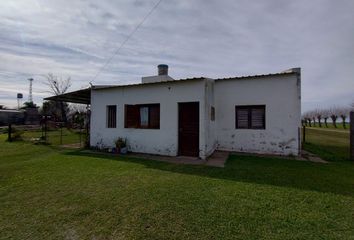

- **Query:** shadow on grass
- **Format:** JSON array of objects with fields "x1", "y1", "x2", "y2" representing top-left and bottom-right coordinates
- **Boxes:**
[{"x1": 65, "y1": 150, "x2": 354, "y2": 197}]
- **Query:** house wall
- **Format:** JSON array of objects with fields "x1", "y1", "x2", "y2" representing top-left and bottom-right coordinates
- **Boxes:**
[
  {"x1": 214, "y1": 74, "x2": 301, "y2": 155},
  {"x1": 204, "y1": 78, "x2": 217, "y2": 156},
  {"x1": 90, "y1": 80, "x2": 210, "y2": 159}
]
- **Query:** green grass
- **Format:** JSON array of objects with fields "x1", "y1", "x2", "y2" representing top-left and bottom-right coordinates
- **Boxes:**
[
  {"x1": 1, "y1": 134, "x2": 354, "y2": 239},
  {"x1": 305, "y1": 122, "x2": 349, "y2": 130},
  {"x1": 19, "y1": 128, "x2": 86, "y2": 145},
  {"x1": 304, "y1": 127, "x2": 350, "y2": 161}
]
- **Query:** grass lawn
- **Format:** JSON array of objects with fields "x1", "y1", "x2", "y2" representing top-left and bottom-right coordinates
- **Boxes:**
[
  {"x1": 306, "y1": 122, "x2": 350, "y2": 130},
  {"x1": 19, "y1": 128, "x2": 86, "y2": 146},
  {"x1": 1, "y1": 133, "x2": 354, "y2": 239},
  {"x1": 304, "y1": 127, "x2": 350, "y2": 161}
]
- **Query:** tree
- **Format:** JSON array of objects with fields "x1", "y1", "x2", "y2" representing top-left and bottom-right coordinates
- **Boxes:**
[
  {"x1": 302, "y1": 111, "x2": 314, "y2": 127},
  {"x1": 315, "y1": 109, "x2": 322, "y2": 127},
  {"x1": 337, "y1": 107, "x2": 350, "y2": 129},
  {"x1": 21, "y1": 101, "x2": 37, "y2": 109},
  {"x1": 67, "y1": 104, "x2": 87, "y2": 124},
  {"x1": 329, "y1": 107, "x2": 338, "y2": 128},
  {"x1": 321, "y1": 109, "x2": 330, "y2": 128},
  {"x1": 40, "y1": 100, "x2": 63, "y2": 121},
  {"x1": 45, "y1": 73, "x2": 71, "y2": 122}
]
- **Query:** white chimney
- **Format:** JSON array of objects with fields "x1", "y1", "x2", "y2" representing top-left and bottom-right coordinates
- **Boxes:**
[{"x1": 142, "y1": 64, "x2": 174, "y2": 83}]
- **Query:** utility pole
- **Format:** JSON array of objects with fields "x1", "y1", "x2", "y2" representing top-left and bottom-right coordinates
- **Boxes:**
[
  {"x1": 350, "y1": 111, "x2": 354, "y2": 161},
  {"x1": 28, "y1": 78, "x2": 34, "y2": 103}
]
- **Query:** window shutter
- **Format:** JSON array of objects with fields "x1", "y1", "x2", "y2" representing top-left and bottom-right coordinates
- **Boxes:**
[
  {"x1": 251, "y1": 108, "x2": 265, "y2": 129},
  {"x1": 107, "y1": 105, "x2": 116, "y2": 128},
  {"x1": 236, "y1": 108, "x2": 249, "y2": 129},
  {"x1": 236, "y1": 105, "x2": 265, "y2": 129},
  {"x1": 125, "y1": 105, "x2": 139, "y2": 128},
  {"x1": 149, "y1": 104, "x2": 160, "y2": 129},
  {"x1": 125, "y1": 104, "x2": 160, "y2": 129}
]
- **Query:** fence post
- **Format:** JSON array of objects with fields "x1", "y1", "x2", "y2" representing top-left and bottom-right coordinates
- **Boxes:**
[
  {"x1": 350, "y1": 111, "x2": 354, "y2": 161},
  {"x1": 8, "y1": 123, "x2": 12, "y2": 142},
  {"x1": 60, "y1": 123, "x2": 63, "y2": 145},
  {"x1": 44, "y1": 116, "x2": 47, "y2": 143},
  {"x1": 79, "y1": 127, "x2": 82, "y2": 148}
]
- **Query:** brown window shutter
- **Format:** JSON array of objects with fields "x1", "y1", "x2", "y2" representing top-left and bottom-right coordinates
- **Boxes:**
[
  {"x1": 149, "y1": 104, "x2": 160, "y2": 129},
  {"x1": 251, "y1": 107, "x2": 265, "y2": 129},
  {"x1": 236, "y1": 108, "x2": 249, "y2": 129},
  {"x1": 236, "y1": 105, "x2": 265, "y2": 129},
  {"x1": 125, "y1": 105, "x2": 139, "y2": 128}
]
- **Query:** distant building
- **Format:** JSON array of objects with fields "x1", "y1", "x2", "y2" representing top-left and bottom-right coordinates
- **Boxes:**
[
  {"x1": 0, "y1": 109, "x2": 24, "y2": 126},
  {"x1": 0, "y1": 107, "x2": 40, "y2": 126}
]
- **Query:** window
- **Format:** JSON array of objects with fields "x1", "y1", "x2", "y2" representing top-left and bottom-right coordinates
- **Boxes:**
[
  {"x1": 235, "y1": 105, "x2": 265, "y2": 129},
  {"x1": 107, "y1": 105, "x2": 117, "y2": 128},
  {"x1": 125, "y1": 104, "x2": 160, "y2": 129}
]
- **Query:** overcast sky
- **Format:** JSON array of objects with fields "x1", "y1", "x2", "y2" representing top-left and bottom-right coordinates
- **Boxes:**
[{"x1": 0, "y1": 0, "x2": 353, "y2": 112}]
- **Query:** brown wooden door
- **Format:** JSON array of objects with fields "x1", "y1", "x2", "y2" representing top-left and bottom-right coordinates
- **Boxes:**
[{"x1": 178, "y1": 102, "x2": 199, "y2": 157}]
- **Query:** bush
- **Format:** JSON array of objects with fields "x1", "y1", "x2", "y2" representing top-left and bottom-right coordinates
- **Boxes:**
[
  {"x1": 115, "y1": 137, "x2": 126, "y2": 148},
  {"x1": 6, "y1": 127, "x2": 24, "y2": 141}
]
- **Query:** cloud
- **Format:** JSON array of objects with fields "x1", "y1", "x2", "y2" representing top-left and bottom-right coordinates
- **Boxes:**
[{"x1": 0, "y1": 0, "x2": 353, "y2": 111}]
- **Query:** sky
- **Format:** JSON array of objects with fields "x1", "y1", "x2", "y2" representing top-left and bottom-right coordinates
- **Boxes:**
[{"x1": 0, "y1": 0, "x2": 353, "y2": 112}]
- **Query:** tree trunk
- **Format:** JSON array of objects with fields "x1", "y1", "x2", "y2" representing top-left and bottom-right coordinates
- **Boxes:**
[
  {"x1": 342, "y1": 116, "x2": 346, "y2": 129},
  {"x1": 331, "y1": 116, "x2": 337, "y2": 128},
  {"x1": 324, "y1": 118, "x2": 328, "y2": 128},
  {"x1": 308, "y1": 119, "x2": 312, "y2": 127},
  {"x1": 317, "y1": 117, "x2": 322, "y2": 127}
]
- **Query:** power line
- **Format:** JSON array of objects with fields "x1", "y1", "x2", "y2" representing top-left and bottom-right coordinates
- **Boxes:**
[{"x1": 90, "y1": 0, "x2": 163, "y2": 83}]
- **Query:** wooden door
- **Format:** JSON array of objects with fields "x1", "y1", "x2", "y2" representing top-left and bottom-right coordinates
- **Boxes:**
[{"x1": 178, "y1": 102, "x2": 199, "y2": 157}]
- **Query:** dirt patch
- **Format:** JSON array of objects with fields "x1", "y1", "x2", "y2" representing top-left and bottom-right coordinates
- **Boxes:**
[{"x1": 60, "y1": 143, "x2": 83, "y2": 149}]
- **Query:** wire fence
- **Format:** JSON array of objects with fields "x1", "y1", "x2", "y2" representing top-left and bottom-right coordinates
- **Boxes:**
[{"x1": 2, "y1": 123, "x2": 88, "y2": 147}]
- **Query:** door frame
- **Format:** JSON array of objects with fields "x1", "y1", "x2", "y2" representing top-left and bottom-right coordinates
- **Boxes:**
[{"x1": 178, "y1": 101, "x2": 200, "y2": 157}]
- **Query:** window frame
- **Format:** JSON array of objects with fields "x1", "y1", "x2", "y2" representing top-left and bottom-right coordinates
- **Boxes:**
[
  {"x1": 106, "y1": 105, "x2": 117, "y2": 128},
  {"x1": 124, "y1": 103, "x2": 160, "y2": 129},
  {"x1": 235, "y1": 105, "x2": 265, "y2": 130}
]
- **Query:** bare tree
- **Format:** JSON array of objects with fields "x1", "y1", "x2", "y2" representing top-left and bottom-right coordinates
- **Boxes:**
[
  {"x1": 337, "y1": 107, "x2": 350, "y2": 129},
  {"x1": 307, "y1": 117, "x2": 312, "y2": 127},
  {"x1": 322, "y1": 109, "x2": 330, "y2": 128},
  {"x1": 44, "y1": 73, "x2": 71, "y2": 122},
  {"x1": 315, "y1": 109, "x2": 322, "y2": 127},
  {"x1": 329, "y1": 107, "x2": 338, "y2": 128},
  {"x1": 40, "y1": 100, "x2": 62, "y2": 121},
  {"x1": 302, "y1": 111, "x2": 314, "y2": 127}
]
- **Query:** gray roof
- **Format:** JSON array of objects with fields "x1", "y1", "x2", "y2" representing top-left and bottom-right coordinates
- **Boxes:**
[{"x1": 44, "y1": 68, "x2": 300, "y2": 104}]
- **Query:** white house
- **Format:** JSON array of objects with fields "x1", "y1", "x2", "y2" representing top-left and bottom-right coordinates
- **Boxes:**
[{"x1": 47, "y1": 64, "x2": 301, "y2": 159}]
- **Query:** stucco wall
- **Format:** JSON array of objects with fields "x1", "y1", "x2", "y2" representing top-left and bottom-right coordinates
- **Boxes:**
[
  {"x1": 204, "y1": 78, "x2": 217, "y2": 156},
  {"x1": 90, "y1": 80, "x2": 209, "y2": 158},
  {"x1": 90, "y1": 72, "x2": 301, "y2": 158},
  {"x1": 214, "y1": 74, "x2": 301, "y2": 155}
]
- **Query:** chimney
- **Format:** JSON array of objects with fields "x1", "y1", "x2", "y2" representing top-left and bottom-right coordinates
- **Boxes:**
[
  {"x1": 158, "y1": 64, "x2": 168, "y2": 75},
  {"x1": 142, "y1": 64, "x2": 174, "y2": 83}
]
